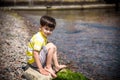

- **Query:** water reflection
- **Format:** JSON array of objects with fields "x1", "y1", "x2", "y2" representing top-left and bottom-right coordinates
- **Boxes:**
[{"x1": 18, "y1": 9, "x2": 120, "y2": 80}]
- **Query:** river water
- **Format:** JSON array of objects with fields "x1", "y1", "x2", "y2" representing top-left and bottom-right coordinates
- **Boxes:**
[{"x1": 17, "y1": 9, "x2": 120, "y2": 80}]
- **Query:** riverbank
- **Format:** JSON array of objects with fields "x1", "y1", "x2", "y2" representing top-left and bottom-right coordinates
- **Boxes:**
[{"x1": 0, "y1": 10, "x2": 37, "y2": 80}]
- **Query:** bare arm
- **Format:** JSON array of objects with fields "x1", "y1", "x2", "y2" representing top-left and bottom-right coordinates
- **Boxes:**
[{"x1": 33, "y1": 50, "x2": 49, "y2": 75}]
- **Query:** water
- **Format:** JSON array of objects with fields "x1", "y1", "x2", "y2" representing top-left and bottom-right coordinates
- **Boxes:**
[{"x1": 17, "y1": 9, "x2": 120, "y2": 80}]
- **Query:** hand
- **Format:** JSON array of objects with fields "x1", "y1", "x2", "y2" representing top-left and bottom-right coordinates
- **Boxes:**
[{"x1": 39, "y1": 68, "x2": 50, "y2": 76}]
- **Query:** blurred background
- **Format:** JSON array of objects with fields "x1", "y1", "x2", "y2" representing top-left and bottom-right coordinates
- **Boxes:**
[{"x1": 0, "y1": 0, "x2": 119, "y2": 11}]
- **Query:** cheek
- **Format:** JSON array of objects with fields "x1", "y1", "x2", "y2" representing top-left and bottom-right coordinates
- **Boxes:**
[{"x1": 43, "y1": 29, "x2": 47, "y2": 33}]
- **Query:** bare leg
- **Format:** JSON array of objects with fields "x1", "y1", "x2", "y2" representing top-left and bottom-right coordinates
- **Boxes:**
[
  {"x1": 45, "y1": 43, "x2": 66, "y2": 77},
  {"x1": 46, "y1": 44, "x2": 54, "y2": 68},
  {"x1": 52, "y1": 44, "x2": 67, "y2": 72},
  {"x1": 52, "y1": 46, "x2": 59, "y2": 67},
  {"x1": 45, "y1": 43, "x2": 57, "y2": 78}
]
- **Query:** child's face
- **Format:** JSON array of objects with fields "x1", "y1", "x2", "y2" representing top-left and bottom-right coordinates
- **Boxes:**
[{"x1": 40, "y1": 26, "x2": 54, "y2": 37}]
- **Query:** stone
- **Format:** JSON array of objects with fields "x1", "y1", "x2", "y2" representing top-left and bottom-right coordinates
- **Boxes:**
[{"x1": 23, "y1": 67, "x2": 52, "y2": 80}]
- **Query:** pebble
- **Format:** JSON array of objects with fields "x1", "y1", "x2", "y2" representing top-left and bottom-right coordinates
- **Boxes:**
[{"x1": 0, "y1": 11, "x2": 30, "y2": 80}]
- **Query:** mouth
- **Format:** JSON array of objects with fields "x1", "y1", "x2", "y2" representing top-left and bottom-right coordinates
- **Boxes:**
[{"x1": 45, "y1": 33, "x2": 50, "y2": 37}]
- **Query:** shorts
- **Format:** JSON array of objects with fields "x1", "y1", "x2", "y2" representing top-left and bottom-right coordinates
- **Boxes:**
[{"x1": 31, "y1": 46, "x2": 48, "y2": 68}]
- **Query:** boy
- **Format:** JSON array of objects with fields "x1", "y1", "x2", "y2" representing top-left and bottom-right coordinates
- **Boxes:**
[{"x1": 26, "y1": 15, "x2": 66, "y2": 78}]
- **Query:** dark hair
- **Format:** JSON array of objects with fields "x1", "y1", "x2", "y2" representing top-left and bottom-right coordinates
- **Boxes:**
[{"x1": 40, "y1": 15, "x2": 56, "y2": 29}]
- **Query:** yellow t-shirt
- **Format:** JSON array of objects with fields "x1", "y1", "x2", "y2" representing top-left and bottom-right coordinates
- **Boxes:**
[{"x1": 26, "y1": 32, "x2": 47, "y2": 64}]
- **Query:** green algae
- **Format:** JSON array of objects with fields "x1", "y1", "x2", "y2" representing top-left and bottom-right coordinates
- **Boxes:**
[{"x1": 53, "y1": 69, "x2": 89, "y2": 80}]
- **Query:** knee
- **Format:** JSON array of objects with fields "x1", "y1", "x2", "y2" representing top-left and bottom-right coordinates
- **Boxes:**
[{"x1": 46, "y1": 43, "x2": 57, "y2": 51}]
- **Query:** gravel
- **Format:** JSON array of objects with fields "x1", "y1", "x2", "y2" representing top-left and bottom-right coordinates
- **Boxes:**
[{"x1": 0, "y1": 10, "x2": 35, "y2": 80}]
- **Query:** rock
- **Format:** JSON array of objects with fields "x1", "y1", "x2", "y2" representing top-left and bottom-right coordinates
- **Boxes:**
[{"x1": 23, "y1": 67, "x2": 52, "y2": 80}]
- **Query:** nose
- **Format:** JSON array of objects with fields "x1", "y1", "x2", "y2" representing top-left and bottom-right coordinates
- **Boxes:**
[
  {"x1": 47, "y1": 30, "x2": 52, "y2": 34},
  {"x1": 47, "y1": 30, "x2": 50, "y2": 33}
]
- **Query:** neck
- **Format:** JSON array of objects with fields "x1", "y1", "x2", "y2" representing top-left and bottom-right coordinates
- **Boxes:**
[{"x1": 40, "y1": 31, "x2": 47, "y2": 38}]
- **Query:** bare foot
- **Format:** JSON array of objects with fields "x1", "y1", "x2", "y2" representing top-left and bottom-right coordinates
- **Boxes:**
[
  {"x1": 54, "y1": 65, "x2": 67, "y2": 73},
  {"x1": 44, "y1": 67, "x2": 57, "y2": 78}
]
